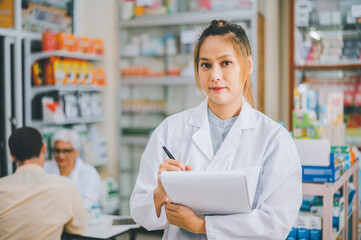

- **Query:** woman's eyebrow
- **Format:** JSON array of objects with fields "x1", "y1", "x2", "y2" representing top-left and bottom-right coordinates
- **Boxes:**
[{"x1": 199, "y1": 55, "x2": 234, "y2": 61}]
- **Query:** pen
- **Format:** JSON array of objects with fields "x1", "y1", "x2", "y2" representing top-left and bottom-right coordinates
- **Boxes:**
[{"x1": 162, "y1": 146, "x2": 175, "y2": 159}]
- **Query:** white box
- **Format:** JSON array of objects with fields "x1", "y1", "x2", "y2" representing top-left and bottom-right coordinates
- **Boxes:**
[{"x1": 294, "y1": 139, "x2": 331, "y2": 166}]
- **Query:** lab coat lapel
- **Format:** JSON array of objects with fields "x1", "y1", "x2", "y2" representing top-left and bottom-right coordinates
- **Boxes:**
[
  {"x1": 214, "y1": 100, "x2": 258, "y2": 159},
  {"x1": 189, "y1": 99, "x2": 214, "y2": 161}
]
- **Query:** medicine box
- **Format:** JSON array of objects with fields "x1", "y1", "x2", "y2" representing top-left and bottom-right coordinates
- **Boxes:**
[{"x1": 294, "y1": 139, "x2": 341, "y2": 182}]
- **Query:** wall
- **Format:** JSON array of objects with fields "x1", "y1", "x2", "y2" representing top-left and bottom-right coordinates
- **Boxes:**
[
  {"x1": 264, "y1": 0, "x2": 280, "y2": 121},
  {"x1": 78, "y1": 0, "x2": 119, "y2": 178},
  {"x1": 263, "y1": 0, "x2": 290, "y2": 127},
  {"x1": 280, "y1": 0, "x2": 290, "y2": 128}
]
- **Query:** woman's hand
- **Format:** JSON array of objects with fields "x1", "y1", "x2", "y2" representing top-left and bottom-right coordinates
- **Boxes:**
[
  {"x1": 165, "y1": 202, "x2": 206, "y2": 234},
  {"x1": 154, "y1": 159, "x2": 191, "y2": 217}
]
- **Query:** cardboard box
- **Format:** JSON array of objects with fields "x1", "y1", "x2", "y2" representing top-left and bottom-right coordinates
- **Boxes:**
[{"x1": 0, "y1": 0, "x2": 13, "y2": 28}]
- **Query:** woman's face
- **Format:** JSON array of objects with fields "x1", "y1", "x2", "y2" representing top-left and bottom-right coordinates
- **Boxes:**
[
  {"x1": 198, "y1": 36, "x2": 251, "y2": 111},
  {"x1": 53, "y1": 141, "x2": 78, "y2": 170}
]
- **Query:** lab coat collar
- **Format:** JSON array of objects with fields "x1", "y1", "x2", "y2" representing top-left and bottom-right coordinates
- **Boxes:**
[
  {"x1": 68, "y1": 157, "x2": 84, "y2": 183},
  {"x1": 188, "y1": 98, "x2": 258, "y2": 130},
  {"x1": 188, "y1": 98, "x2": 258, "y2": 161}
]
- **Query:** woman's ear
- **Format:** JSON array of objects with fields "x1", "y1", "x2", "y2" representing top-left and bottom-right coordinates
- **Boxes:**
[{"x1": 248, "y1": 56, "x2": 253, "y2": 74}]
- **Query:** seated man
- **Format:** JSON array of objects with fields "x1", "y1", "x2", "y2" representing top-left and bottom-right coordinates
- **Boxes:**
[
  {"x1": 0, "y1": 127, "x2": 88, "y2": 239},
  {"x1": 44, "y1": 129, "x2": 101, "y2": 211}
]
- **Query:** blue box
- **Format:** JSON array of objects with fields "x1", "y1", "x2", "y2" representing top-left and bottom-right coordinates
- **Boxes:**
[{"x1": 302, "y1": 160, "x2": 340, "y2": 183}]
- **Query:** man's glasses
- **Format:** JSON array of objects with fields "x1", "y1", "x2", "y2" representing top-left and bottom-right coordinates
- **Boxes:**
[{"x1": 53, "y1": 148, "x2": 74, "y2": 155}]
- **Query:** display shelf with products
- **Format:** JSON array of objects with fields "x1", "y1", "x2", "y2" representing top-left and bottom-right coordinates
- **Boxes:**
[
  {"x1": 0, "y1": 0, "x2": 80, "y2": 175},
  {"x1": 121, "y1": 76, "x2": 195, "y2": 86},
  {"x1": 22, "y1": 33, "x2": 109, "y2": 168},
  {"x1": 117, "y1": 0, "x2": 260, "y2": 215},
  {"x1": 289, "y1": 0, "x2": 361, "y2": 128},
  {"x1": 23, "y1": 35, "x2": 106, "y2": 127},
  {"x1": 289, "y1": 1, "x2": 361, "y2": 239},
  {"x1": 30, "y1": 50, "x2": 104, "y2": 63},
  {"x1": 301, "y1": 160, "x2": 359, "y2": 240}
]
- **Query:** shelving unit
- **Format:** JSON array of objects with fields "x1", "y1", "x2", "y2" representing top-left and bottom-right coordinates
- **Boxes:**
[
  {"x1": 302, "y1": 160, "x2": 359, "y2": 240},
  {"x1": 121, "y1": 76, "x2": 195, "y2": 86},
  {"x1": 117, "y1": 0, "x2": 260, "y2": 215},
  {"x1": 289, "y1": 0, "x2": 361, "y2": 132},
  {"x1": 288, "y1": 0, "x2": 361, "y2": 238},
  {"x1": 0, "y1": 0, "x2": 78, "y2": 175},
  {"x1": 23, "y1": 38, "x2": 106, "y2": 127},
  {"x1": 0, "y1": 0, "x2": 110, "y2": 172}
]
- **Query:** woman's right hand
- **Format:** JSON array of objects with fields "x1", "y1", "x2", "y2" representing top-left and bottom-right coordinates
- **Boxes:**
[{"x1": 154, "y1": 159, "x2": 191, "y2": 217}]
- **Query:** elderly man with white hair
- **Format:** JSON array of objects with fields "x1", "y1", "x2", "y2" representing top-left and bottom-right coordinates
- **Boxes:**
[{"x1": 44, "y1": 129, "x2": 101, "y2": 211}]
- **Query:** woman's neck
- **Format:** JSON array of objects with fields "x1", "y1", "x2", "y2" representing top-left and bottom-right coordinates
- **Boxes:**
[{"x1": 208, "y1": 100, "x2": 242, "y2": 120}]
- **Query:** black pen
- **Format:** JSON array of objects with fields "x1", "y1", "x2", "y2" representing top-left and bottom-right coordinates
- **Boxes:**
[{"x1": 162, "y1": 146, "x2": 175, "y2": 159}]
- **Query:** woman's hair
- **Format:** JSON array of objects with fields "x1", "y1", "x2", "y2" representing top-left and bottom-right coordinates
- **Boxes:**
[
  {"x1": 193, "y1": 19, "x2": 254, "y2": 108},
  {"x1": 51, "y1": 129, "x2": 81, "y2": 151}
]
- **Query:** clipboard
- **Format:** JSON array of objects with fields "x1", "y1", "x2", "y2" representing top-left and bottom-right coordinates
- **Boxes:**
[{"x1": 160, "y1": 170, "x2": 251, "y2": 215}]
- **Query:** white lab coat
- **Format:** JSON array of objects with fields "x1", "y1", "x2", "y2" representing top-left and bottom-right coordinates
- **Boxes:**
[
  {"x1": 44, "y1": 157, "x2": 101, "y2": 211},
  {"x1": 130, "y1": 99, "x2": 302, "y2": 240}
]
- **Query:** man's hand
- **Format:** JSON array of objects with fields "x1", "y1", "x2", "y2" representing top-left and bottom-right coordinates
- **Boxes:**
[{"x1": 165, "y1": 202, "x2": 206, "y2": 234}]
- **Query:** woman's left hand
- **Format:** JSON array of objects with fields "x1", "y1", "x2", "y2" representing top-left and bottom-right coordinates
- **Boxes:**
[{"x1": 165, "y1": 202, "x2": 206, "y2": 234}]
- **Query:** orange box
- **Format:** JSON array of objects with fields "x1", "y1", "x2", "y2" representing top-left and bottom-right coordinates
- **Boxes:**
[
  {"x1": 92, "y1": 39, "x2": 104, "y2": 55},
  {"x1": 57, "y1": 33, "x2": 73, "y2": 52},
  {"x1": 93, "y1": 69, "x2": 106, "y2": 86},
  {"x1": 42, "y1": 32, "x2": 57, "y2": 51},
  {"x1": 44, "y1": 57, "x2": 56, "y2": 85},
  {"x1": 66, "y1": 60, "x2": 77, "y2": 84},
  {"x1": 79, "y1": 37, "x2": 91, "y2": 54},
  {"x1": 53, "y1": 58, "x2": 67, "y2": 84},
  {"x1": 32, "y1": 61, "x2": 44, "y2": 86},
  {"x1": 80, "y1": 62, "x2": 94, "y2": 85},
  {"x1": 0, "y1": 0, "x2": 14, "y2": 28},
  {"x1": 72, "y1": 36, "x2": 80, "y2": 52}
]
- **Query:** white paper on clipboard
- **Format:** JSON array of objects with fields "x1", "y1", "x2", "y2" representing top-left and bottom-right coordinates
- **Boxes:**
[{"x1": 160, "y1": 170, "x2": 251, "y2": 215}]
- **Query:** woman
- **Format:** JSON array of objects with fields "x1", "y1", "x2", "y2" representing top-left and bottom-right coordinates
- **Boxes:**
[
  {"x1": 130, "y1": 20, "x2": 302, "y2": 239},
  {"x1": 44, "y1": 129, "x2": 101, "y2": 211}
]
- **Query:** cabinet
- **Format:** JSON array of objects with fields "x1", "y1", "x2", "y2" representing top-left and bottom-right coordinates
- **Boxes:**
[
  {"x1": 289, "y1": 0, "x2": 361, "y2": 145},
  {"x1": 118, "y1": 0, "x2": 260, "y2": 215},
  {"x1": 302, "y1": 160, "x2": 359, "y2": 240}
]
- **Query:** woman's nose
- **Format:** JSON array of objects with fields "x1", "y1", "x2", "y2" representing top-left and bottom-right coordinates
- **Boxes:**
[{"x1": 210, "y1": 65, "x2": 222, "y2": 81}]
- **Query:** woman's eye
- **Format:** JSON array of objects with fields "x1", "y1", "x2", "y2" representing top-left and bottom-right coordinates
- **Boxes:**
[
  {"x1": 222, "y1": 61, "x2": 232, "y2": 66},
  {"x1": 200, "y1": 63, "x2": 210, "y2": 68}
]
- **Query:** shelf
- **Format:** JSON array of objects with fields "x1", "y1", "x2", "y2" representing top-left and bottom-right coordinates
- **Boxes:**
[
  {"x1": 119, "y1": 9, "x2": 253, "y2": 28},
  {"x1": 30, "y1": 116, "x2": 106, "y2": 127},
  {"x1": 121, "y1": 55, "x2": 167, "y2": 58},
  {"x1": 30, "y1": 51, "x2": 104, "y2": 64},
  {"x1": 332, "y1": 227, "x2": 343, "y2": 240},
  {"x1": 302, "y1": 160, "x2": 359, "y2": 196},
  {"x1": 121, "y1": 76, "x2": 195, "y2": 86},
  {"x1": 295, "y1": 61, "x2": 361, "y2": 70},
  {"x1": 0, "y1": 28, "x2": 17, "y2": 37},
  {"x1": 0, "y1": 29, "x2": 41, "y2": 39},
  {"x1": 329, "y1": 208, "x2": 357, "y2": 240},
  {"x1": 31, "y1": 85, "x2": 106, "y2": 95},
  {"x1": 121, "y1": 135, "x2": 149, "y2": 145}
]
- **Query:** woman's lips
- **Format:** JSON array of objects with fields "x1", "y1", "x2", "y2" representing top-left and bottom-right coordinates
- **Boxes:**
[{"x1": 210, "y1": 86, "x2": 225, "y2": 92}]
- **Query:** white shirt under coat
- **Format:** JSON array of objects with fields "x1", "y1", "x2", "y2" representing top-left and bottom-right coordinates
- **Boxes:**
[
  {"x1": 44, "y1": 157, "x2": 101, "y2": 211},
  {"x1": 130, "y1": 99, "x2": 302, "y2": 240}
]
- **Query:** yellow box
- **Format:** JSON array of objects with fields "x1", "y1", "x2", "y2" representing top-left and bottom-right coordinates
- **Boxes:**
[{"x1": 0, "y1": 0, "x2": 14, "y2": 28}]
